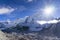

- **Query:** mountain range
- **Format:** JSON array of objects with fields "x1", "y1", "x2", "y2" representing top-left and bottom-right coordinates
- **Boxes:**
[{"x1": 0, "y1": 16, "x2": 60, "y2": 37}]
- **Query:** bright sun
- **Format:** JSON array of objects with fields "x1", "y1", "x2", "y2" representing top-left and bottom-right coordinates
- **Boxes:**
[{"x1": 43, "y1": 6, "x2": 55, "y2": 15}]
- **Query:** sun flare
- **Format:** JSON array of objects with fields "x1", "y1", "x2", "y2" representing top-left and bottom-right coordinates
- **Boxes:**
[{"x1": 43, "y1": 6, "x2": 55, "y2": 15}]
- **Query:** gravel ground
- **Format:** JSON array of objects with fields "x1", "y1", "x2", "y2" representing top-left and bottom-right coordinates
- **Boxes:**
[{"x1": 4, "y1": 32, "x2": 60, "y2": 40}]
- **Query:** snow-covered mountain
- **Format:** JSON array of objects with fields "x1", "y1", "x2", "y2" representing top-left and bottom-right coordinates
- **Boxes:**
[{"x1": 0, "y1": 16, "x2": 60, "y2": 32}]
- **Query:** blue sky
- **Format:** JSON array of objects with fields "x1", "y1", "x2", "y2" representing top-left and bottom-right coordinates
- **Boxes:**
[{"x1": 0, "y1": 0, "x2": 60, "y2": 21}]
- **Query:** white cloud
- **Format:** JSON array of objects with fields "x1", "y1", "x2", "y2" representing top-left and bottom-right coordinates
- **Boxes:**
[
  {"x1": 37, "y1": 20, "x2": 60, "y2": 25},
  {"x1": 28, "y1": 0, "x2": 33, "y2": 2},
  {"x1": 0, "y1": 7, "x2": 15, "y2": 14},
  {"x1": 37, "y1": 21, "x2": 47, "y2": 25},
  {"x1": 26, "y1": 0, "x2": 33, "y2": 2},
  {"x1": 26, "y1": 0, "x2": 37, "y2": 2}
]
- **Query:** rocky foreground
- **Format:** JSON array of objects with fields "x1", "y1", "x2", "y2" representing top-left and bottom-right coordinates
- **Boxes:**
[{"x1": 0, "y1": 30, "x2": 60, "y2": 40}]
